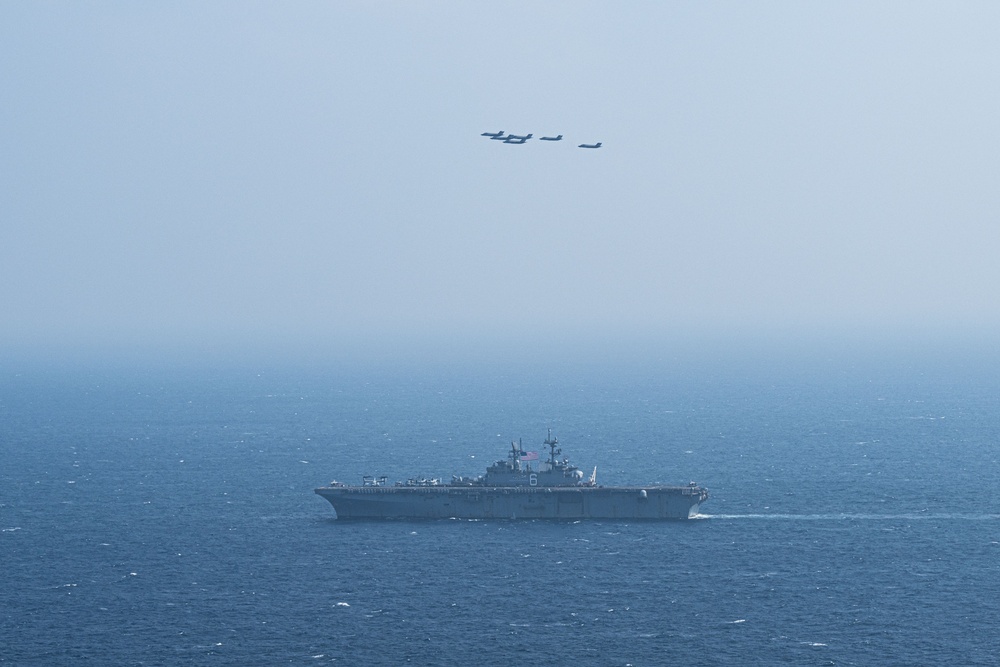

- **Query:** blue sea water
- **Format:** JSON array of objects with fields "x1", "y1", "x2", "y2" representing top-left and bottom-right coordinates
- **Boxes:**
[{"x1": 2, "y1": 351, "x2": 999, "y2": 665}]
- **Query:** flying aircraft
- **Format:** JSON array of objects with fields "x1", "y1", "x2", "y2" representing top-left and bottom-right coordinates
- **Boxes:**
[
  {"x1": 481, "y1": 130, "x2": 505, "y2": 138},
  {"x1": 503, "y1": 133, "x2": 533, "y2": 144},
  {"x1": 539, "y1": 135, "x2": 563, "y2": 141},
  {"x1": 578, "y1": 142, "x2": 603, "y2": 149}
]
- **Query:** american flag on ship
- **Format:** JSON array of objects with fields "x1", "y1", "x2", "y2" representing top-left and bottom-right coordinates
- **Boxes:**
[{"x1": 519, "y1": 451, "x2": 539, "y2": 461}]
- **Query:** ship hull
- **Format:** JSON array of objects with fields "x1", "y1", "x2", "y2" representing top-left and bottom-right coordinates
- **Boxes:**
[{"x1": 315, "y1": 485, "x2": 707, "y2": 520}]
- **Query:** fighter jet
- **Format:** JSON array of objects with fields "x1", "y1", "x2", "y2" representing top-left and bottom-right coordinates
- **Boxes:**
[
  {"x1": 578, "y1": 142, "x2": 603, "y2": 149},
  {"x1": 539, "y1": 135, "x2": 563, "y2": 141},
  {"x1": 504, "y1": 133, "x2": 533, "y2": 142},
  {"x1": 481, "y1": 130, "x2": 505, "y2": 138}
]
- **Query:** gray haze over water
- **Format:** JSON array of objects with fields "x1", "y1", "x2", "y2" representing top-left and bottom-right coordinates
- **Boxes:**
[{"x1": 4, "y1": 2, "x2": 1000, "y2": 365}]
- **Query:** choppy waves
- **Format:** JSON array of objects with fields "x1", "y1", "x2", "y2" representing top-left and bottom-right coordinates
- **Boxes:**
[{"x1": 4, "y1": 364, "x2": 1000, "y2": 665}]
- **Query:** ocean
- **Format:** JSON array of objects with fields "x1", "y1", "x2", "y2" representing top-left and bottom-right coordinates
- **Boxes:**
[{"x1": 2, "y1": 350, "x2": 999, "y2": 665}]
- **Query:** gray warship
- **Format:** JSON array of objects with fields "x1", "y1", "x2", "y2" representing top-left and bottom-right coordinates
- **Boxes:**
[{"x1": 315, "y1": 431, "x2": 708, "y2": 520}]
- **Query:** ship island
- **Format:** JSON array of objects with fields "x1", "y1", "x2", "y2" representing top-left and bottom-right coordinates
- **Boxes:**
[{"x1": 315, "y1": 431, "x2": 709, "y2": 520}]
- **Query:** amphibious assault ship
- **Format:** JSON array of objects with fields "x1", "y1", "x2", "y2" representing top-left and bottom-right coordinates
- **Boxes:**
[{"x1": 315, "y1": 431, "x2": 708, "y2": 520}]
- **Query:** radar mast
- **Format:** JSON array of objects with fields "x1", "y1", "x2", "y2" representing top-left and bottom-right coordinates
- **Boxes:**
[{"x1": 544, "y1": 428, "x2": 561, "y2": 468}]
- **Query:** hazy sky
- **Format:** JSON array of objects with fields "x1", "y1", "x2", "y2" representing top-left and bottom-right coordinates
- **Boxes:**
[{"x1": 4, "y1": 2, "x2": 1000, "y2": 363}]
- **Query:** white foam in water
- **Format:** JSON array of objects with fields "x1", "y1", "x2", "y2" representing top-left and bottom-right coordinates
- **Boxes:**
[{"x1": 702, "y1": 513, "x2": 1000, "y2": 521}]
